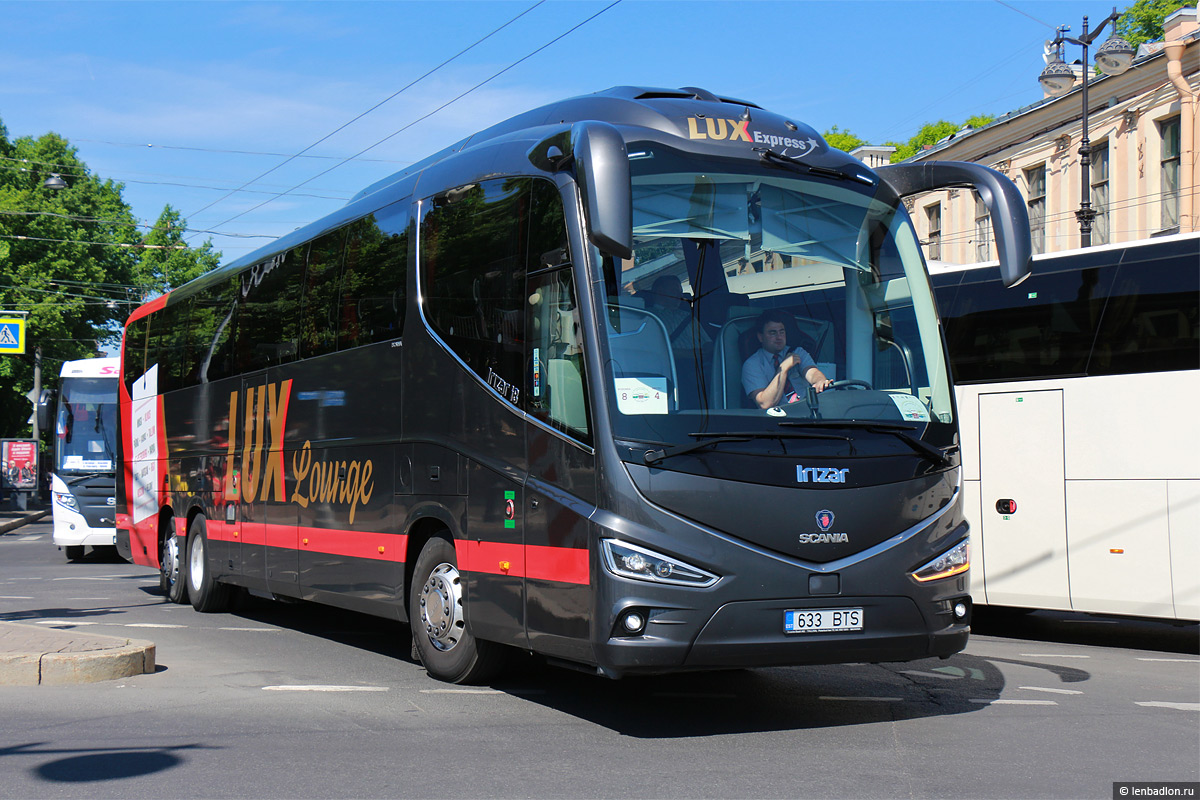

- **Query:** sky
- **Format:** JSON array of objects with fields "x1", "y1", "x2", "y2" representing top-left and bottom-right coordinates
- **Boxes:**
[{"x1": 1, "y1": 0, "x2": 1137, "y2": 266}]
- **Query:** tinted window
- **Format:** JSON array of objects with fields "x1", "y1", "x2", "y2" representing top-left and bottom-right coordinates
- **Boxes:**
[
  {"x1": 299, "y1": 232, "x2": 346, "y2": 359},
  {"x1": 934, "y1": 239, "x2": 1199, "y2": 382},
  {"x1": 237, "y1": 249, "x2": 302, "y2": 372},
  {"x1": 123, "y1": 316, "x2": 149, "y2": 390},
  {"x1": 527, "y1": 267, "x2": 590, "y2": 444},
  {"x1": 421, "y1": 178, "x2": 566, "y2": 407},
  {"x1": 339, "y1": 202, "x2": 410, "y2": 349}
]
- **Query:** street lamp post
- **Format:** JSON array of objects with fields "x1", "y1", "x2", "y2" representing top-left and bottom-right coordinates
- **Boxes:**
[{"x1": 1038, "y1": 7, "x2": 1136, "y2": 247}]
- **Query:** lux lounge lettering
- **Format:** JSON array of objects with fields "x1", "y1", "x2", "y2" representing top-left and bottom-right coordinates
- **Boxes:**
[{"x1": 226, "y1": 379, "x2": 375, "y2": 524}]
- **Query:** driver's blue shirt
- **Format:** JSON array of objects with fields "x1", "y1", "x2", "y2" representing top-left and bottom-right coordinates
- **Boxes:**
[{"x1": 742, "y1": 346, "x2": 818, "y2": 403}]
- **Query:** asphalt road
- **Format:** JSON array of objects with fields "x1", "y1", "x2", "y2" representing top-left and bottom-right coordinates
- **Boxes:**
[{"x1": 1, "y1": 520, "x2": 1197, "y2": 800}]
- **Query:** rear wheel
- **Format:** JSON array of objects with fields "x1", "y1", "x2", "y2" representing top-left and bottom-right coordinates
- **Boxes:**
[
  {"x1": 187, "y1": 515, "x2": 233, "y2": 612},
  {"x1": 160, "y1": 521, "x2": 188, "y2": 604},
  {"x1": 409, "y1": 535, "x2": 506, "y2": 684}
]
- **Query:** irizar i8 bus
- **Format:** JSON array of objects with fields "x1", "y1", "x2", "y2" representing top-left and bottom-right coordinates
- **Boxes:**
[
  {"x1": 116, "y1": 86, "x2": 1032, "y2": 683},
  {"x1": 40, "y1": 357, "x2": 120, "y2": 561}
]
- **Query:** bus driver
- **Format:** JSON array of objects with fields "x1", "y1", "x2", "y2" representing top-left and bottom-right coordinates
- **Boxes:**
[{"x1": 742, "y1": 310, "x2": 833, "y2": 409}]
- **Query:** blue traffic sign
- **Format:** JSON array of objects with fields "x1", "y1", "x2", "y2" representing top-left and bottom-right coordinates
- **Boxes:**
[{"x1": 0, "y1": 318, "x2": 25, "y2": 355}]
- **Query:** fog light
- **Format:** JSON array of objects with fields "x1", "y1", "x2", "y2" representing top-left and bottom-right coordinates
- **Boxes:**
[
  {"x1": 954, "y1": 602, "x2": 968, "y2": 619},
  {"x1": 623, "y1": 612, "x2": 645, "y2": 633}
]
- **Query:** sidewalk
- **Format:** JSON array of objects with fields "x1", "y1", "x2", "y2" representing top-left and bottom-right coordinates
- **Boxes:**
[
  {"x1": 0, "y1": 507, "x2": 50, "y2": 535},
  {"x1": 0, "y1": 621, "x2": 156, "y2": 686},
  {"x1": 0, "y1": 508, "x2": 157, "y2": 685}
]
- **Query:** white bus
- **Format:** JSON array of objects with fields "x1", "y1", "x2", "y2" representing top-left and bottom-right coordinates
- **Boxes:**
[
  {"x1": 47, "y1": 357, "x2": 120, "y2": 560},
  {"x1": 931, "y1": 233, "x2": 1199, "y2": 621}
]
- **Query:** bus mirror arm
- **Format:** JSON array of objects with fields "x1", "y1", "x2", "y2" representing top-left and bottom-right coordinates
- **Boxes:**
[
  {"x1": 876, "y1": 161, "x2": 1033, "y2": 288},
  {"x1": 570, "y1": 122, "x2": 634, "y2": 261},
  {"x1": 36, "y1": 388, "x2": 54, "y2": 434}
]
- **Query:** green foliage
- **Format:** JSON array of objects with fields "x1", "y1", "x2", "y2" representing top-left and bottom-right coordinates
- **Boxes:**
[
  {"x1": 0, "y1": 117, "x2": 223, "y2": 440},
  {"x1": 137, "y1": 204, "x2": 221, "y2": 294},
  {"x1": 1117, "y1": 0, "x2": 1196, "y2": 48},
  {"x1": 823, "y1": 125, "x2": 868, "y2": 153},
  {"x1": 887, "y1": 114, "x2": 996, "y2": 163}
]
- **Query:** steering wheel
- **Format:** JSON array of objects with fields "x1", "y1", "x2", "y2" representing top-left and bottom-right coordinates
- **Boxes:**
[{"x1": 826, "y1": 379, "x2": 873, "y2": 390}]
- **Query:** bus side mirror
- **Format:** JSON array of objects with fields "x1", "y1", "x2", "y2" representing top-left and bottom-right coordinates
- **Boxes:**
[
  {"x1": 571, "y1": 122, "x2": 634, "y2": 261},
  {"x1": 36, "y1": 389, "x2": 54, "y2": 434},
  {"x1": 876, "y1": 161, "x2": 1033, "y2": 288}
]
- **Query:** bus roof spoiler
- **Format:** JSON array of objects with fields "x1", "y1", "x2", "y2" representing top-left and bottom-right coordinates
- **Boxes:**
[{"x1": 877, "y1": 162, "x2": 1033, "y2": 288}]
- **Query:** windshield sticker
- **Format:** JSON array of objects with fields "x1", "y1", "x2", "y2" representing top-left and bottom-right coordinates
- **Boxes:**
[
  {"x1": 889, "y1": 393, "x2": 931, "y2": 423},
  {"x1": 615, "y1": 377, "x2": 668, "y2": 415},
  {"x1": 64, "y1": 455, "x2": 113, "y2": 471}
]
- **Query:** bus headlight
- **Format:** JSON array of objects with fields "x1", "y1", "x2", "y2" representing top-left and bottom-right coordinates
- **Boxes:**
[
  {"x1": 53, "y1": 492, "x2": 79, "y2": 513},
  {"x1": 601, "y1": 539, "x2": 719, "y2": 587},
  {"x1": 911, "y1": 539, "x2": 970, "y2": 583}
]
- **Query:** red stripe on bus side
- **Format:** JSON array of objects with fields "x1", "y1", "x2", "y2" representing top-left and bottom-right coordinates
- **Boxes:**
[
  {"x1": 297, "y1": 525, "x2": 405, "y2": 561},
  {"x1": 455, "y1": 540, "x2": 589, "y2": 585}
]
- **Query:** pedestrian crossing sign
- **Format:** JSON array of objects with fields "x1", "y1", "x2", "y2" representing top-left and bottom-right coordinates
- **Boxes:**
[{"x1": 0, "y1": 318, "x2": 25, "y2": 354}]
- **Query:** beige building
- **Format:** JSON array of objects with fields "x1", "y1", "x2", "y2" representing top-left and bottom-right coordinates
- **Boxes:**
[{"x1": 902, "y1": 8, "x2": 1198, "y2": 264}]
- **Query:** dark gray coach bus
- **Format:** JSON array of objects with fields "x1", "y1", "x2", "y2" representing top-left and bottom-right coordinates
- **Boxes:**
[{"x1": 116, "y1": 86, "x2": 1032, "y2": 683}]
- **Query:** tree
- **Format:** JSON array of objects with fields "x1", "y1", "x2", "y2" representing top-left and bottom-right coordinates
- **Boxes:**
[
  {"x1": 137, "y1": 204, "x2": 221, "y2": 294},
  {"x1": 823, "y1": 126, "x2": 868, "y2": 153},
  {"x1": 887, "y1": 114, "x2": 996, "y2": 162},
  {"x1": 1117, "y1": 0, "x2": 1196, "y2": 48}
]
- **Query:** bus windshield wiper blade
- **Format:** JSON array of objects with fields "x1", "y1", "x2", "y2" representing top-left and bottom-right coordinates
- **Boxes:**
[
  {"x1": 643, "y1": 430, "x2": 849, "y2": 465},
  {"x1": 67, "y1": 471, "x2": 111, "y2": 485},
  {"x1": 755, "y1": 148, "x2": 874, "y2": 185},
  {"x1": 781, "y1": 420, "x2": 953, "y2": 467}
]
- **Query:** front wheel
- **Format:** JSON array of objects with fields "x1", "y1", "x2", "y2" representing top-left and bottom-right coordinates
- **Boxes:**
[
  {"x1": 409, "y1": 536, "x2": 506, "y2": 684},
  {"x1": 187, "y1": 515, "x2": 233, "y2": 613}
]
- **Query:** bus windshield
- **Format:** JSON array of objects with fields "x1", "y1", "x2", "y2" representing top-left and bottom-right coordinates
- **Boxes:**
[
  {"x1": 600, "y1": 145, "x2": 954, "y2": 456},
  {"x1": 56, "y1": 377, "x2": 118, "y2": 475}
]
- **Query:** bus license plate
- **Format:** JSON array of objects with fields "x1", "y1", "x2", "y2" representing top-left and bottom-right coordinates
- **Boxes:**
[{"x1": 784, "y1": 608, "x2": 863, "y2": 634}]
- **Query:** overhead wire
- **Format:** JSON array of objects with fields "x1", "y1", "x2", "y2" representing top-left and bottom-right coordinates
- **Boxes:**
[
  {"x1": 200, "y1": 0, "x2": 623, "y2": 238},
  {"x1": 184, "y1": 0, "x2": 547, "y2": 225}
]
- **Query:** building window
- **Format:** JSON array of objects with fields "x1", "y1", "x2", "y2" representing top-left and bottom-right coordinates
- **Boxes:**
[
  {"x1": 1090, "y1": 143, "x2": 1109, "y2": 246},
  {"x1": 974, "y1": 192, "x2": 992, "y2": 262},
  {"x1": 1025, "y1": 165, "x2": 1046, "y2": 255},
  {"x1": 925, "y1": 204, "x2": 941, "y2": 261},
  {"x1": 1160, "y1": 117, "x2": 1181, "y2": 232}
]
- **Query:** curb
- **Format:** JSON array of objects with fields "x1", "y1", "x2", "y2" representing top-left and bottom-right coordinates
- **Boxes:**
[
  {"x1": 0, "y1": 509, "x2": 50, "y2": 535},
  {"x1": 0, "y1": 622, "x2": 156, "y2": 686}
]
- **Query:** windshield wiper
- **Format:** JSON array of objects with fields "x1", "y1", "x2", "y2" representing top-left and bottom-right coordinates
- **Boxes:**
[
  {"x1": 67, "y1": 471, "x2": 112, "y2": 486},
  {"x1": 755, "y1": 148, "x2": 875, "y2": 185},
  {"x1": 643, "y1": 429, "x2": 849, "y2": 465},
  {"x1": 780, "y1": 420, "x2": 954, "y2": 467}
]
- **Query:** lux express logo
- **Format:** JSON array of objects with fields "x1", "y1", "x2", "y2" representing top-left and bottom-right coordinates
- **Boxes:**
[{"x1": 687, "y1": 117, "x2": 819, "y2": 156}]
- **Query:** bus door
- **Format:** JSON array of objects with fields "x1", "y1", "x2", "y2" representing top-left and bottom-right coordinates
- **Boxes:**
[
  {"x1": 977, "y1": 389, "x2": 1070, "y2": 610},
  {"x1": 523, "y1": 266, "x2": 596, "y2": 662}
]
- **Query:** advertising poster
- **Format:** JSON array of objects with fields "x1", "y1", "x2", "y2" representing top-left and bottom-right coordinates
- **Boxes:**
[{"x1": 1, "y1": 439, "x2": 39, "y2": 490}]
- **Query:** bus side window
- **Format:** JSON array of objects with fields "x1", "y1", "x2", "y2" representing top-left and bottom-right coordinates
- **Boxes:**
[
  {"x1": 300, "y1": 232, "x2": 346, "y2": 360},
  {"x1": 338, "y1": 201, "x2": 410, "y2": 349},
  {"x1": 419, "y1": 179, "x2": 531, "y2": 408}
]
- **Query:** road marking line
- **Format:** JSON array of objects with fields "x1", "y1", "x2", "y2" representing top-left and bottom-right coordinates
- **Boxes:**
[
  {"x1": 420, "y1": 688, "x2": 504, "y2": 695},
  {"x1": 970, "y1": 699, "x2": 1058, "y2": 705},
  {"x1": 263, "y1": 685, "x2": 389, "y2": 692},
  {"x1": 18, "y1": 535, "x2": 42, "y2": 542},
  {"x1": 1136, "y1": 701, "x2": 1200, "y2": 711},
  {"x1": 218, "y1": 627, "x2": 281, "y2": 632},
  {"x1": 901, "y1": 670, "x2": 962, "y2": 680},
  {"x1": 1136, "y1": 658, "x2": 1199, "y2": 663},
  {"x1": 1061, "y1": 619, "x2": 1118, "y2": 624},
  {"x1": 1019, "y1": 686, "x2": 1084, "y2": 695},
  {"x1": 819, "y1": 696, "x2": 903, "y2": 702},
  {"x1": 34, "y1": 620, "x2": 97, "y2": 626},
  {"x1": 1020, "y1": 653, "x2": 1090, "y2": 658},
  {"x1": 66, "y1": 597, "x2": 110, "y2": 601},
  {"x1": 125, "y1": 623, "x2": 186, "y2": 628},
  {"x1": 0, "y1": 596, "x2": 34, "y2": 600}
]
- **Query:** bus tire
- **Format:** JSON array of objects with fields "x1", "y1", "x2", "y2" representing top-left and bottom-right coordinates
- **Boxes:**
[
  {"x1": 187, "y1": 516, "x2": 233, "y2": 613},
  {"x1": 64, "y1": 545, "x2": 84, "y2": 562},
  {"x1": 160, "y1": 522, "x2": 188, "y2": 605},
  {"x1": 409, "y1": 535, "x2": 506, "y2": 685}
]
